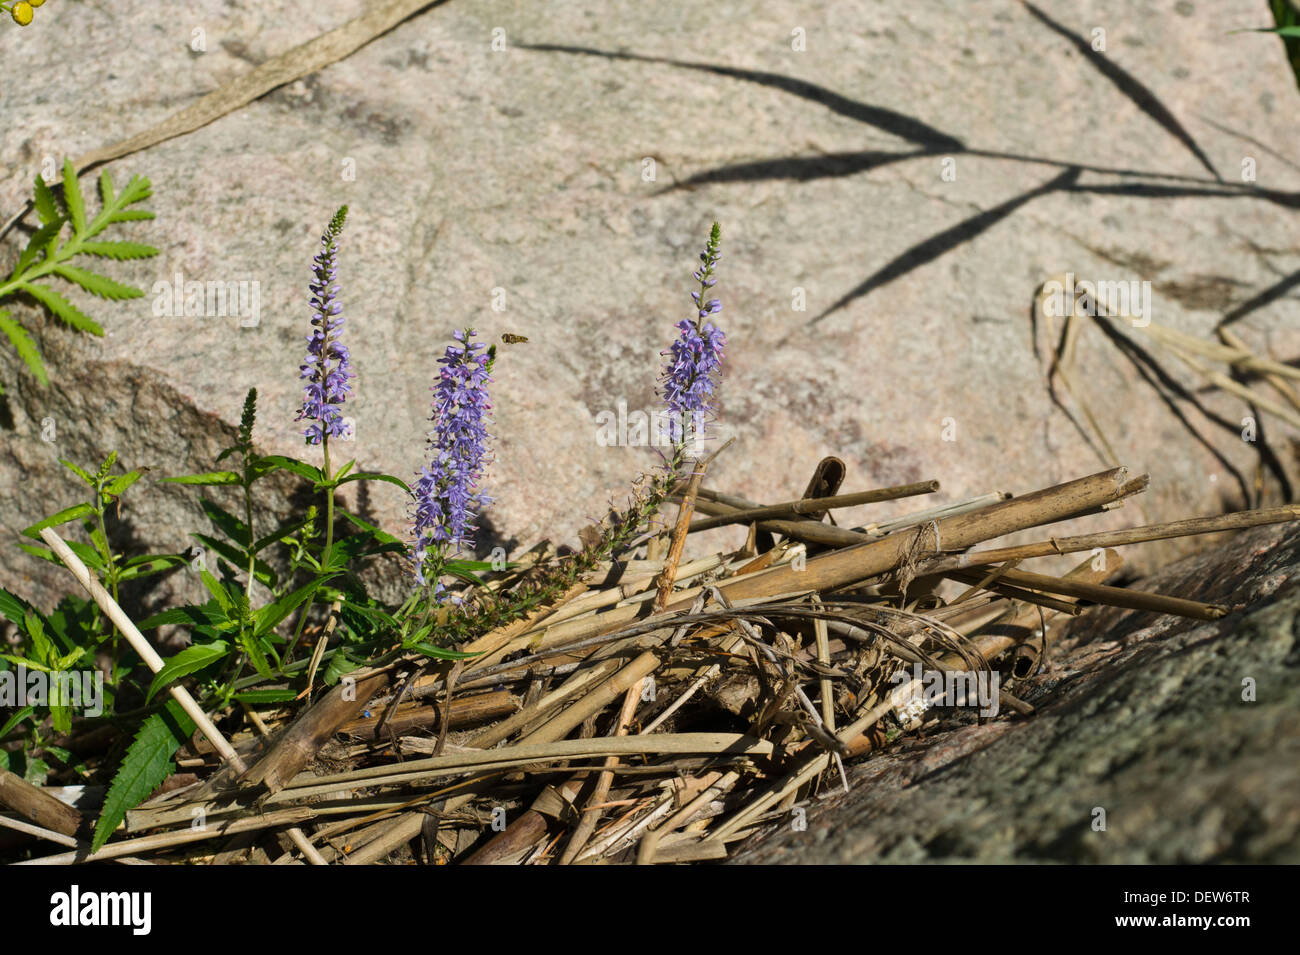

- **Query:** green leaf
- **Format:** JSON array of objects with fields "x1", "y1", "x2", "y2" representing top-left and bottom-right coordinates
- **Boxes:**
[
  {"x1": 17, "y1": 540, "x2": 106, "y2": 572},
  {"x1": 61, "y1": 159, "x2": 86, "y2": 236},
  {"x1": 322, "y1": 533, "x2": 396, "y2": 572},
  {"x1": 32, "y1": 175, "x2": 60, "y2": 226},
  {"x1": 411, "y1": 641, "x2": 480, "y2": 661},
  {"x1": 146, "y1": 641, "x2": 228, "y2": 703},
  {"x1": 240, "y1": 632, "x2": 274, "y2": 679},
  {"x1": 0, "y1": 705, "x2": 35, "y2": 740},
  {"x1": 193, "y1": 534, "x2": 276, "y2": 588},
  {"x1": 23, "y1": 503, "x2": 94, "y2": 539},
  {"x1": 102, "y1": 210, "x2": 154, "y2": 223},
  {"x1": 0, "y1": 654, "x2": 54, "y2": 673},
  {"x1": 14, "y1": 221, "x2": 62, "y2": 274},
  {"x1": 114, "y1": 174, "x2": 153, "y2": 210},
  {"x1": 0, "y1": 311, "x2": 47, "y2": 387},
  {"x1": 161, "y1": 470, "x2": 241, "y2": 486},
  {"x1": 59, "y1": 458, "x2": 96, "y2": 484},
  {"x1": 444, "y1": 558, "x2": 499, "y2": 573},
  {"x1": 1265, "y1": 0, "x2": 1300, "y2": 93},
  {"x1": 78, "y1": 239, "x2": 159, "y2": 261},
  {"x1": 137, "y1": 602, "x2": 227, "y2": 631},
  {"x1": 198, "y1": 568, "x2": 235, "y2": 615},
  {"x1": 323, "y1": 650, "x2": 361, "y2": 686},
  {"x1": 257, "y1": 455, "x2": 323, "y2": 483},
  {"x1": 338, "y1": 509, "x2": 402, "y2": 545},
  {"x1": 103, "y1": 469, "x2": 145, "y2": 497},
  {"x1": 233, "y1": 689, "x2": 298, "y2": 705},
  {"x1": 21, "y1": 282, "x2": 103, "y2": 335},
  {"x1": 0, "y1": 588, "x2": 31, "y2": 628},
  {"x1": 200, "y1": 499, "x2": 250, "y2": 547},
  {"x1": 117, "y1": 553, "x2": 189, "y2": 582},
  {"x1": 336, "y1": 471, "x2": 410, "y2": 492},
  {"x1": 251, "y1": 514, "x2": 316, "y2": 554},
  {"x1": 92, "y1": 700, "x2": 196, "y2": 853},
  {"x1": 51, "y1": 265, "x2": 143, "y2": 300},
  {"x1": 252, "y1": 577, "x2": 328, "y2": 638}
]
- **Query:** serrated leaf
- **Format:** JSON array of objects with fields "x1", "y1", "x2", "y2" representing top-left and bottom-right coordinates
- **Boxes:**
[
  {"x1": 253, "y1": 577, "x2": 329, "y2": 638},
  {"x1": 193, "y1": 534, "x2": 276, "y2": 588},
  {"x1": 61, "y1": 159, "x2": 86, "y2": 236},
  {"x1": 240, "y1": 632, "x2": 274, "y2": 678},
  {"x1": 14, "y1": 221, "x2": 62, "y2": 275},
  {"x1": 146, "y1": 641, "x2": 228, "y2": 703},
  {"x1": 23, "y1": 503, "x2": 94, "y2": 539},
  {"x1": 0, "y1": 588, "x2": 32, "y2": 628},
  {"x1": 137, "y1": 602, "x2": 227, "y2": 631},
  {"x1": 0, "y1": 705, "x2": 34, "y2": 740},
  {"x1": 0, "y1": 654, "x2": 54, "y2": 673},
  {"x1": 338, "y1": 509, "x2": 402, "y2": 545},
  {"x1": 59, "y1": 458, "x2": 95, "y2": 484},
  {"x1": 232, "y1": 689, "x2": 298, "y2": 705},
  {"x1": 0, "y1": 312, "x2": 48, "y2": 387},
  {"x1": 92, "y1": 701, "x2": 196, "y2": 853},
  {"x1": 98, "y1": 169, "x2": 115, "y2": 206},
  {"x1": 257, "y1": 455, "x2": 323, "y2": 483},
  {"x1": 197, "y1": 568, "x2": 236, "y2": 616},
  {"x1": 116, "y1": 174, "x2": 153, "y2": 207},
  {"x1": 200, "y1": 499, "x2": 250, "y2": 547},
  {"x1": 103, "y1": 209, "x2": 154, "y2": 223},
  {"x1": 16, "y1": 540, "x2": 102, "y2": 570},
  {"x1": 323, "y1": 650, "x2": 361, "y2": 686},
  {"x1": 22, "y1": 282, "x2": 103, "y2": 335},
  {"x1": 251, "y1": 514, "x2": 316, "y2": 554},
  {"x1": 52, "y1": 265, "x2": 143, "y2": 301},
  {"x1": 78, "y1": 239, "x2": 159, "y2": 261},
  {"x1": 32, "y1": 175, "x2": 60, "y2": 226},
  {"x1": 117, "y1": 554, "x2": 189, "y2": 582},
  {"x1": 161, "y1": 470, "x2": 241, "y2": 486},
  {"x1": 103, "y1": 469, "x2": 144, "y2": 497},
  {"x1": 411, "y1": 641, "x2": 479, "y2": 661},
  {"x1": 336, "y1": 471, "x2": 410, "y2": 492}
]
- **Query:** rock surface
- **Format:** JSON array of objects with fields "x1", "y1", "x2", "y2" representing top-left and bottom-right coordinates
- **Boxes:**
[
  {"x1": 2, "y1": 0, "x2": 1300, "y2": 608},
  {"x1": 730, "y1": 521, "x2": 1300, "y2": 864}
]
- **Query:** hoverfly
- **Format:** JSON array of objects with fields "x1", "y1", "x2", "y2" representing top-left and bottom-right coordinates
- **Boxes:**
[{"x1": 500, "y1": 333, "x2": 529, "y2": 344}]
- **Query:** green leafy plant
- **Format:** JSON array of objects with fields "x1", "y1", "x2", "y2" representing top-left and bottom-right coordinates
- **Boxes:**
[
  {"x1": 1233, "y1": 1, "x2": 1300, "y2": 94},
  {"x1": 0, "y1": 159, "x2": 157, "y2": 393},
  {"x1": 3, "y1": 210, "x2": 722, "y2": 863}
]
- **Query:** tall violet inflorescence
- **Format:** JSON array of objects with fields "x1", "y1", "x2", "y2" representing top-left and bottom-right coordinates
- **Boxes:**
[
  {"x1": 296, "y1": 206, "x2": 354, "y2": 445},
  {"x1": 410, "y1": 328, "x2": 494, "y2": 589},
  {"x1": 660, "y1": 222, "x2": 726, "y2": 451}
]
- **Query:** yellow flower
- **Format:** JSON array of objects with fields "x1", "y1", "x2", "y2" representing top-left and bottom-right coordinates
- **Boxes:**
[
  {"x1": 12, "y1": 2, "x2": 34, "y2": 25},
  {"x1": 29, "y1": 0, "x2": 45, "y2": 5}
]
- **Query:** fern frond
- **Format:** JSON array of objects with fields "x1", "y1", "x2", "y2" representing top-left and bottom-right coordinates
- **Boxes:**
[
  {"x1": 21, "y1": 283, "x2": 103, "y2": 334},
  {"x1": 51, "y1": 265, "x2": 143, "y2": 300},
  {"x1": 60, "y1": 159, "x2": 86, "y2": 237},
  {"x1": 78, "y1": 240, "x2": 159, "y2": 261},
  {"x1": 0, "y1": 311, "x2": 47, "y2": 386}
]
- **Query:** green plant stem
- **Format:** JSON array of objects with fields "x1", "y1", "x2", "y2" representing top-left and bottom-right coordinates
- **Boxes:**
[{"x1": 322, "y1": 438, "x2": 334, "y2": 560}]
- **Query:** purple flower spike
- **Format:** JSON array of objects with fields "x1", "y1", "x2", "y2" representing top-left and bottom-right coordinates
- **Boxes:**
[
  {"x1": 660, "y1": 222, "x2": 725, "y2": 446},
  {"x1": 296, "y1": 206, "x2": 354, "y2": 445},
  {"x1": 410, "y1": 328, "x2": 494, "y2": 585}
]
